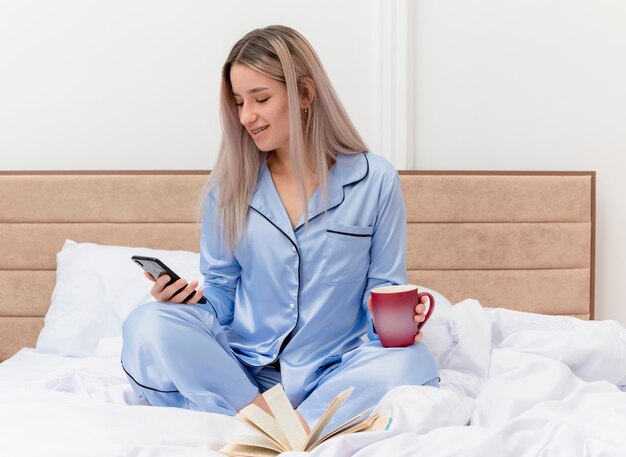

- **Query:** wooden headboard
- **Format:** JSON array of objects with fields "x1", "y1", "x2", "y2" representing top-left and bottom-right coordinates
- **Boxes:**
[{"x1": 0, "y1": 170, "x2": 595, "y2": 361}]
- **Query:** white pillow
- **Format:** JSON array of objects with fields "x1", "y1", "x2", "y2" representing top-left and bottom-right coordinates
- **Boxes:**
[{"x1": 36, "y1": 240, "x2": 203, "y2": 357}]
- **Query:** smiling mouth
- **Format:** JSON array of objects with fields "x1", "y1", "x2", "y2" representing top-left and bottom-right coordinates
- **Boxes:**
[{"x1": 251, "y1": 126, "x2": 269, "y2": 135}]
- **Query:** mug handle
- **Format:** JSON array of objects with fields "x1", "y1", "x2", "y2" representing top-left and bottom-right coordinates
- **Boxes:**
[{"x1": 416, "y1": 292, "x2": 435, "y2": 331}]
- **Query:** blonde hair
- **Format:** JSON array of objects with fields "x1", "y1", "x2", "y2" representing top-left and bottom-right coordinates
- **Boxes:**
[{"x1": 201, "y1": 25, "x2": 367, "y2": 250}]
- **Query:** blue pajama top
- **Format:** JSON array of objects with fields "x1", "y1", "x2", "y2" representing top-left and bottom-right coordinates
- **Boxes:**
[{"x1": 199, "y1": 151, "x2": 407, "y2": 405}]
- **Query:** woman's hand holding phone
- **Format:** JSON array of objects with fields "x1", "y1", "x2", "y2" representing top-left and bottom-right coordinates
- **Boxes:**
[
  {"x1": 144, "y1": 272, "x2": 205, "y2": 304},
  {"x1": 131, "y1": 255, "x2": 207, "y2": 304}
]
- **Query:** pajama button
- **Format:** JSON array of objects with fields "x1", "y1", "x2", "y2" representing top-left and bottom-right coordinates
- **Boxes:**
[{"x1": 289, "y1": 303, "x2": 295, "y2": 309}]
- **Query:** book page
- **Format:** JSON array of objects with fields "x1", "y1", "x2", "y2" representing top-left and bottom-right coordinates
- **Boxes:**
[
  {"x1": 237, "y1": 404, "x2": 290, "y2": 451},
  {"x1": 220, "y1": 434, "x2": 283, "y2": 456},
  {"x1": 303, "y1": 386, "x2": 354, "y2": 450},
  {"x1": 311, "y1": 407, "x2": 373, "y2": 444},
  {"x1": 235, "y1": 414, "x2": 287, "y2": 453},
  {"x1": 368, "y1": 413, "x2": 391, "y2": 432},
  {"x1": 311, "y1": 413, "x2": 389, "y2": 448},
  {"x1": 262, "y1": 384, "x2": 308, "y2": 451}
]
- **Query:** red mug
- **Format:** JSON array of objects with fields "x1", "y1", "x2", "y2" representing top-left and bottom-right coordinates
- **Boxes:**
[{"x1": 370, "y1": 284, "x2": 435, "y2": 347}]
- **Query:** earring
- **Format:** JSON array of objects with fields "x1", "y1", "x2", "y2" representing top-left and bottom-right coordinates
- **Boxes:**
[{"x1": 304, "y1": 107, "x2": 309, "y2": 115}]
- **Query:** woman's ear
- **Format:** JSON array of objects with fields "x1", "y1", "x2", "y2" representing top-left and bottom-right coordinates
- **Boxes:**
[{"x1": 298, "y1": 76, "x2": 316, "y2": 109}]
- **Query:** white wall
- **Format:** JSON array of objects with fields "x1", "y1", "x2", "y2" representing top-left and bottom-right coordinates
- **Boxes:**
[
  {"x1": 0, "y1": 0, "x2": 381, "y2": 169},
  {"x1": 1, "y1": 1, "x2": 624, "y2": 325},
  {"x1": 412, "y1": 1, "x2": 626, "y2": 325}
]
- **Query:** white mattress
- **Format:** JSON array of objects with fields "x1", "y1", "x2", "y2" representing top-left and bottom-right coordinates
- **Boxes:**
[{"x1": 2, "y1": 299, "x2": 626, "y2": 456}]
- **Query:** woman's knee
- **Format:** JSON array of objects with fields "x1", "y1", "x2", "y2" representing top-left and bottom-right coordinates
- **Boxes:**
[
  {"x1": 390, "y1": 344, "x2": 439, "y2": 384},
  {"x1": 122, "y1": 302, "x2": 220, "y2": 349},
  {"x1": 122, "y1": 302, "x2": 176, "y2": 347},
  {"x1": 123, "y1": 302, "x2": 154, "y2": 331},
  {"x1": 361, "y1": 343, "x2": 439, "y2": 388}
]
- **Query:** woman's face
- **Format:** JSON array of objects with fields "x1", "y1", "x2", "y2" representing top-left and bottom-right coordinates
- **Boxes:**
[{"x1": 230, "y1": 64, "x2": 291, "y2": 156}]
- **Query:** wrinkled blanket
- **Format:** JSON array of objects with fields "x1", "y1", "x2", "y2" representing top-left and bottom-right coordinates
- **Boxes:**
[{"x1": 1, "y1": 300, "x2": 625, "y2": 456}]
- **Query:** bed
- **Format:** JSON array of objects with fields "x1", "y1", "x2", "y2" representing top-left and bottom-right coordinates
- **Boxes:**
[{"x1": 1, "y1": 169, "x2": 625, "y2": 456}]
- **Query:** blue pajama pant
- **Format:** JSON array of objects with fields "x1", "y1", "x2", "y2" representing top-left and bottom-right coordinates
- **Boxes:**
[{"x1": 121, "y1": 302, "x2": 439, "y2": 432}]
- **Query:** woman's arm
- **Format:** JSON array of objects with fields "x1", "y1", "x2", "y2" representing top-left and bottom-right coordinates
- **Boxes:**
[
  {"x1": 361, "y1": 169, "x2": 408, "y2": 341},
  {"x1": 199, "y1": 191, "x2": 241, "y2": 325}
]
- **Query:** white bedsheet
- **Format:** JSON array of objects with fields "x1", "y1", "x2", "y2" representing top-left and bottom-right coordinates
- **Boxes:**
[{"x1": 2, "y1": 299, "x2": 626, "y2": 456}]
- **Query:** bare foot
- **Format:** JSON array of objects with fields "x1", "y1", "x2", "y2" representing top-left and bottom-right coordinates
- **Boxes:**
[{"x1": 249, "y1": 393, "x2": 273, "y2": 415}]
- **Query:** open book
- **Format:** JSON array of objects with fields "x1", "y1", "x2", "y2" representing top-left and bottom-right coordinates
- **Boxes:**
[{"x1": 220, "y1": 384, "x2": 390, "y2": 456}]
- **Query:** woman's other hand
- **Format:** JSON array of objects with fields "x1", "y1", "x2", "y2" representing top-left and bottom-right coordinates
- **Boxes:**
[
  {"x1": 144, "y1": 272, "x2": 205, "y2": 304},
  {"x1": 413, "y1": 296, "x2": 428, "y2": 343},
  {"x1": 367, "y1": 295, "x2": 427, "y2": 344}
]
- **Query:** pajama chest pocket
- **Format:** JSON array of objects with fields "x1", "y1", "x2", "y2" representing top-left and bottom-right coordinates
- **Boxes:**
[{"x1": 322, "y1": 223, "x2": 373, "y2": 285}]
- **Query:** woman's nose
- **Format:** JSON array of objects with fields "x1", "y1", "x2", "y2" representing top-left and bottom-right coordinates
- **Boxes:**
[{"x1": 239, "y1": 104, "x2": 257, "y2": 125}]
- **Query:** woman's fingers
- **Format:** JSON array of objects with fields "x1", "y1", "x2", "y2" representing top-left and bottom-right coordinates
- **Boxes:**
[
  {"x1": 166, "y1": 279, "x2": 198, "y2": 303},
  {"x1": 367, "y1": 298, "x2": 376, "y2": 326},
  {"x1": 149, "y1": 275, "x2": 170, "y2": 300},
  {"x1": 154, "y1": 274, "x2": 171, "y2": 290},
  {"x1": 414, "y1": 331, "x2": 424, "y2": 343},
  {"x1": 414, "y1": 301, "x2": 426, "y2": 323},
  {"x1": 144, "y1": 271, "x2": 157, "y2": 282},
  {"x1": 187, "y1": 288, "x2": 205, "y2": 304},
  {"x1": 148, "y1": 273, "x2": 203, "y2": 304},
  {"x1": 149, "y1": 276, "x2": 194, "y2": 303}
]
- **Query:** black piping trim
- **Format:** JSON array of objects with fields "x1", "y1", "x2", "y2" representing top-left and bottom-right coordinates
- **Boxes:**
[
  {"x1": 203, "y1": 297, "x2": 219, "y2": 317},
  {"x1": 327, "y1": 229, "x2": 372, "y2": 237},
  {"x1": 249, "y1": 206, "x2": 301, "y2": 365},
  {"x1": 294, "y1": 152, "x2": 370, "y2": 233},
  {"x1": 121, "y1": 362, "x2": 180, "y2": 393},
  {"x1": 340, "y1": 151, "x2": 370, "y2": 187},
  {"x1": 244, "y1": 152, "x2": 370, "y2": 362}
]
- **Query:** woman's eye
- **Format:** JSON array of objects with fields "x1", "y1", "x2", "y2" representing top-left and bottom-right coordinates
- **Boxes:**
[
  {"x1": 234, "y1": 102, "x2": 243, "y2": 107},
  {"x1": 257, "y1": 97, "x2": 270, "y2": 104}
]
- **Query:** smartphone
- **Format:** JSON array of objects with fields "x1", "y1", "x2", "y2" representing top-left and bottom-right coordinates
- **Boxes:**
[{"x1": 131, "y1": 255, "x2": 207, "y2": 304}]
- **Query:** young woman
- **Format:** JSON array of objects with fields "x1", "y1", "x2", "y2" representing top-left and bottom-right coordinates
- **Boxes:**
[{"x1": 121, "y1": 25, "x2": 439, "y2": 432}]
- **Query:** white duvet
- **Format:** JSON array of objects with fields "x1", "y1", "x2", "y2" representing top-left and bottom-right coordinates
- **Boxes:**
[{"x1": 2, "y1": 299, "x2": 626, "y2": 456}]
